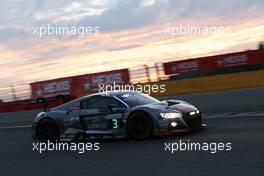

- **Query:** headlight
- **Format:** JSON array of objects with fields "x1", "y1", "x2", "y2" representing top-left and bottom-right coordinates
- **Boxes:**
[
  {"x1": 190, "y1": 110, "x2": 200, "y2": 116},
  {"x1": 190, "y1": 111, "x2": 196, "y2": 116},
  {"x1": 160, "y1": 112, "x2": 182, "y2": 119}
]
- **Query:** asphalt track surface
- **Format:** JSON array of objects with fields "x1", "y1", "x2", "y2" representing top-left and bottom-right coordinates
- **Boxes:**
[{"x1": 0, "y1": 115, "x2": 263, "y2": 176}]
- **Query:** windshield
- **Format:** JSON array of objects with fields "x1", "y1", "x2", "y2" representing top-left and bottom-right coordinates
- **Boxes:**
[{"x1": 115, "y1": 92, "x2": 160, "y2": 107}]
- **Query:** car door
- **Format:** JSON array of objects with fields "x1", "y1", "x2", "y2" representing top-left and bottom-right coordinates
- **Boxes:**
[{"x1": 79, "y1": 95, "x2": 125, "y2": 135}]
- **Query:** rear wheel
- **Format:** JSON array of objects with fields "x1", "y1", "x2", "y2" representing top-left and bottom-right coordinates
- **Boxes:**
[
  {"x1": 36, "y1": 119, "x2": 60, "y2": 142},
  {"x1": 127, "y1": 112, "x2": 153, "y2": 139}
]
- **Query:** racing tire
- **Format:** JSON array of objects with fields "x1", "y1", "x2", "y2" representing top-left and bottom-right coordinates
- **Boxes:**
[
  {"x1": 36, "y1": 119, "x2": 60, "y2": 142},
  {"x1": 127, "y1": 112, "x2": 153, "y2": 139}
]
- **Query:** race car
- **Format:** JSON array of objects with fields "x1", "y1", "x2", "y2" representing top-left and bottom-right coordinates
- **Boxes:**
[{"x1": 32, "y1": 91, "x2": 206, "y2": 141}]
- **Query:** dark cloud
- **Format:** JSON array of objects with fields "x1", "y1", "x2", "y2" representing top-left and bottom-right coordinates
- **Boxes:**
[
  {"x1": 77, "y1": 0, "x2": 264, "y2": 32},
  {"x1": 1, "y1": 0, "x2": 263, "y2": 47}
]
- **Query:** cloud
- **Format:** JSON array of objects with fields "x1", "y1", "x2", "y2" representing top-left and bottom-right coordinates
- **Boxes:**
[
  {"x1": 0, "y1": 0, "x2": 264, "y2": 100},
  {"x1": 106, "y1": 44, "x2": 143, "y2": 51}
]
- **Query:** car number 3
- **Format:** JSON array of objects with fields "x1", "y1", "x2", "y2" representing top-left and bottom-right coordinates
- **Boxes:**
[{"x1": 112, "y1": 119, "x2": 118, "y2": 129}]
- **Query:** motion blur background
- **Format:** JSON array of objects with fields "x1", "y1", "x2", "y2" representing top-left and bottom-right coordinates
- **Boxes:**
[{"x1": 0, "y1": 1, "x2": 264, "y2": 176}]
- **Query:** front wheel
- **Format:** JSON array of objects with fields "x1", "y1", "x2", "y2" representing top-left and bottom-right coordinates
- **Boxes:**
[
  {"x1": 127, "y1": 112, "x2": 153, "y2": 139},
  {"x1": 36, "y1": 119, "x2": 60, "y2": 142}
]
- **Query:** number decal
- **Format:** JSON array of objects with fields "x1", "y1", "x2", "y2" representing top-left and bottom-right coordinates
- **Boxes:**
[{"x1": 112, "y1": 119, "x2": 118, "y2": 129}]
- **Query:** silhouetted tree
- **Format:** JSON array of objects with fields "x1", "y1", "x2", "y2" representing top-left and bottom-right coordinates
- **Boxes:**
[{"x1": 258, "y1": 42, "x2": 264, "y2": 50}]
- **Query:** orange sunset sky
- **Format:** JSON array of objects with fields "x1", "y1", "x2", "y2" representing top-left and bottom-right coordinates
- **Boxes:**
[{"x1": 0, "y1": 0, "x2": 263, "y2": 100}]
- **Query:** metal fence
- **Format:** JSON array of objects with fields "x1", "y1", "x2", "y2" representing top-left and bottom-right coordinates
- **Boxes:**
[
  {"x1": 0, "y1": 84, "x2": 31, "y2": 102},
  {"x1": 129, "y1": 63, "x2": 168, "y2": 84}
]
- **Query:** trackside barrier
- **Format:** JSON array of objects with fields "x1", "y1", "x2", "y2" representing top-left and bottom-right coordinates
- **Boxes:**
[
  {"x1": 0, "y1": 50, "x2": 264, "y2": 112},
  {"x1": 150, "y1": 69, "x2": 264, "y2": 97}
]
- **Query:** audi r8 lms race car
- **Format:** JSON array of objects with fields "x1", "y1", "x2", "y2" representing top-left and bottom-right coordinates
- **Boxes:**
[{"x1": 32, "y1": 91, "x2": 206, "y2": 141}]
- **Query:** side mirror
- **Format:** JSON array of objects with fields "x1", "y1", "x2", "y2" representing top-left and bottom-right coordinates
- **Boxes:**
[{"x1": 108, "y1": 104, "x2": 126, "y2": 113}]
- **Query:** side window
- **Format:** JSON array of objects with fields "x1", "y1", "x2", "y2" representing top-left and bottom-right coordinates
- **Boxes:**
[
  {"x1": 80, "y1": 96, "x2": 124, "y2": 112},
  {"x1": 80, "y1": 100, "x2": 88, "y2": 109},
  {"x1": 86, "y1": 96, "x2": 108, "y2": 112}
]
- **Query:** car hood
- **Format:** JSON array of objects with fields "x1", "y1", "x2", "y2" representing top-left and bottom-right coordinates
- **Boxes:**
[{"x1": 136, "y1": 100, "x2": 198, "y2": 113}]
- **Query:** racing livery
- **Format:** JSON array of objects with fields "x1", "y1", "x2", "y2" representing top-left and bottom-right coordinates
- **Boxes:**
[{"x1": 32, "y1": 91, "x2": 206, "y2": 141}]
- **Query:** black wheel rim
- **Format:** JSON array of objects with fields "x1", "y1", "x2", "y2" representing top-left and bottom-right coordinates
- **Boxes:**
[
  {"x1": 130, "y1": 117, "x2": 150, "y2": 138},
  {"x1": 38, "y1": 122, "x2": 57, "y2": 141}
]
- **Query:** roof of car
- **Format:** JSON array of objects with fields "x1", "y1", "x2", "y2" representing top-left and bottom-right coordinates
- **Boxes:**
[{"x1": 81, "y1": 91, "x2": 139, "y2": 99}]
